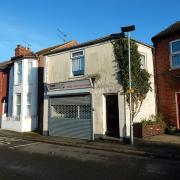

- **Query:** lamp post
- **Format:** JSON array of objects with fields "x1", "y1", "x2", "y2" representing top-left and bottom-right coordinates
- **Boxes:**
[{"x1": 121, "y1": 25, "x2": 135, "y2": 144}]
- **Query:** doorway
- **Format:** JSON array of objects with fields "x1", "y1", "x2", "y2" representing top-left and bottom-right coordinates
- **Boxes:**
[
  {"x1": 176, "y1": 93, "x2": 180, "y2": 129},
  {"x1": 106, "y1": 95, "x2": 119, "y2": 137}
]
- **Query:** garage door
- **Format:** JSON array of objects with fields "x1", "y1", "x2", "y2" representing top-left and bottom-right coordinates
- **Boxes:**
[{"x1": 49, "y1": 95, "x2": 92, "y2": 140}]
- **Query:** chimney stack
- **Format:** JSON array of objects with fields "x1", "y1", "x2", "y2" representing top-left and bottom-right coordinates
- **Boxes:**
[{"x1": 15, "y1": 44, "x2": 34, "y2": 57}]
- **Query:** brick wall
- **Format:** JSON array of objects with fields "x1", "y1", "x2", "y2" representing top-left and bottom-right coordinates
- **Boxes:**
[
  {"x1": 154, "y1": 33, "x2": 180, "y2": 128},
  {"x1": 15, "y1": 45, "x2": 35, "y2": 57},
  {"x1": 0, "y1": 69, "x2": 9, "y2": 117}
]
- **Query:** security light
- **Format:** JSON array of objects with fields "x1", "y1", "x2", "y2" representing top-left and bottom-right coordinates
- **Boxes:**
[{"x1": 121, "y1": 25, "x2": 135, "y2": 32}]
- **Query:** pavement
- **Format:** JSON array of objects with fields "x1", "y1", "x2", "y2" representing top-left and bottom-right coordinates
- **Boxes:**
[{"x1": 0, "y1": 129, "x2": 180, "y2": 161}]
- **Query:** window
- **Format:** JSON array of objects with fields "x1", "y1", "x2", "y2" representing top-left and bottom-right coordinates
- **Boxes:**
[
  {"x1": 2, "y1": 98, "x2": 7, "y2": 114},
  {"x1": 170, "y1": 40, "x2": 180, "y2": 68},
  {"x1": 16, "y1": 94, "x2": 21, "y2": 116},
  {"x1": 8, "y1": 95, "x2": 13, "y2": 116},
  {"x1": 50, "y1": 95, "x2": 91, "y2": 119},
  {"x1": 27, "y1": 93, "x2": 31, "y2": 116},
  {"x1": 17, "y1": 62, "x2": 22, "y2": 84},
  {"x1": 71, "y1": 50, "x2": 84, "y2": 76},
  {"x1": 140, "y1": 54, "x2": 146, "y2": 69},
  {"x1": 51, "y1": 104, "x2": 91, "y2": 119},
  {"x1": 27, "y1": 61, "x2": 32, "y2": 83}
]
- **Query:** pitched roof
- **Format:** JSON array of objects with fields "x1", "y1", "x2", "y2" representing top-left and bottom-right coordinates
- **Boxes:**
[
  {"x1": 152, "y1": 21, "x2": 180, "y2": 42},
  {"x1": 45, "y1": 33, "x2": 153, "y2": 56},
  {"x1": 36, "y1": 40, "x2": 78, "y2": 55},
  {"x1": 0, "y1": 60, "x2": 12, "y2": 70},
  {"x1": 10, "y1": 41, "x2": 78, "y2": 62}
]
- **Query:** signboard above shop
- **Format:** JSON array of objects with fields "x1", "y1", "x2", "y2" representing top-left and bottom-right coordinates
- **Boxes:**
[{"x1": 46, "y1": 79, "x2": 92, "y2": 91}]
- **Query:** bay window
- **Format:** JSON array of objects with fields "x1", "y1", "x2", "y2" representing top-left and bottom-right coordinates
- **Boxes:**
[
  {"x1": 16, "y1": 93, "x2": 21, "y2": 116},
  {"x1": 28, "y1": 61, "x2": 32, "y2": 83},
  {"x1": 27, "y1": 93, "x2": 32, "y2": 116},
  {"x1": 17, "y1": 62, "x2": 22, "y2": 84}
]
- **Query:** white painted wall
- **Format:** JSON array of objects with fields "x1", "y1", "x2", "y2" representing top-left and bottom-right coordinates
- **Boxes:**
[
  {"x1": 125, "y1": 44, "x2": 156, "y2": 136},
  {"x1": 2, "y1": 58, "x2": 38, "y2": 132},
  {"x1": 44, "y1": 40, "x2": 156, "y2": 138},
  {"x1": 1, "y1": 115, "x2": 37, "y2": 132},
  {"x1": 135, "y1": 43, "x2": 156, "y2": 121}
]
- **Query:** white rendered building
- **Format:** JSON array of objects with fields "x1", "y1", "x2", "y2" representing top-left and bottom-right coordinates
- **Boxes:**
[
  {"x1": 43, "y1": 34, "x2": 156, "y2": 140},
  {"x1": 1, "y1": 45, "x2": 38, "y2": 132}
]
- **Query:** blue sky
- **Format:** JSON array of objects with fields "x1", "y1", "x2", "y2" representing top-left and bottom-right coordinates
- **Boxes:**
[{"x1": 0, "y1": 0, "x2": 179, "y2": 61}]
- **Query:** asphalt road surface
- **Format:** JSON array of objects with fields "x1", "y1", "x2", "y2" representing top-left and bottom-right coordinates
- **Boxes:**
[{"x1": 0, "y1": 136, "x2": 180, "y2": 180}]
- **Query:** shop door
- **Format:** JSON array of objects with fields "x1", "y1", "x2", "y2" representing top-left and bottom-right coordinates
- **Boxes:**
[{"x1": 49, "y1": 95, "x2": 92, "y2": 140}]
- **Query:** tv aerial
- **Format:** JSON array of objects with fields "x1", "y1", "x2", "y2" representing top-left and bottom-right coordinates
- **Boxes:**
[
  {"x1": 22, "y1": 40, "x2": 31, "y2": 49},
  {"x1": 57, "y1": 28, "x2": 67, "y2": 43}
]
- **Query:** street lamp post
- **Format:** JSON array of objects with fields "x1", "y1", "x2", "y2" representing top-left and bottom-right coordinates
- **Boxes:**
[{"x1": 121, "y1": 25, "x2": 135, "y2": 145}]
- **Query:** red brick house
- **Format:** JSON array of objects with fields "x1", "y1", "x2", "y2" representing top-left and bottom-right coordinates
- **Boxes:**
[
  {"x1": 0, "y1": 60, "x2": 11, "y2": 123},
  {"x1": 152, "y1": 21, "x2": 180, "y2": 129}
]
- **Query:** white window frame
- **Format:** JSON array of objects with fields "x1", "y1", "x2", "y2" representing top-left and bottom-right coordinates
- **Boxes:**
[
  {"x1": 27, "y1": 93, "x2": 32, "y2": 116},
  {"x1": 16, "y1": 93, "x2": 21, "y2": 116},
  {"x1": 170, "y1": 39, "x2": 180, "y2": 69},
  {"x1": 71, "y1": 50, "x2": 85, "y2": 77},
  {"x1": 16, "y1": 62, "x2": 22, "y2": 84},
  {"x1": 71, "y1": 50, "x2": 84, "y2": 58},
  {"x1": 44, "y1": 56, "x2": 48, "y2": 83},
  {"x1": 140, "y1": 52, "x2": 147, "y2": 69},
  {"x1": 27, "y1": 61, "x2": 32, "y2": 84},
  {"x1": 175, "y1": 92, "x2": 180, "y2": 129}
]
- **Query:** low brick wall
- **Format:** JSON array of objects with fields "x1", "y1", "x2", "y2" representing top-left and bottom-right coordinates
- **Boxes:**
[{"x1": 133, "y1": 123, "x2": 165, "y2": 138}]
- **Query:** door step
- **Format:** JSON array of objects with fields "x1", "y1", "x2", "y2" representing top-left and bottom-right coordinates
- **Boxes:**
[{"x1": 100, "y1": 135, "x2": 123, "y2": 143}]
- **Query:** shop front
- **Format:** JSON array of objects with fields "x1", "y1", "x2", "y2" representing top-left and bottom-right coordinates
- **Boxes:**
[{"x1": 44, "y1": 79, "x2": 93, "y2": 140}]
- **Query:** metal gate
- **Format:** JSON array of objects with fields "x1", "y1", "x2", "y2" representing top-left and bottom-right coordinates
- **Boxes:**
[{"x1": 49, "y1": 95, "x2": 92, "y2": 140}]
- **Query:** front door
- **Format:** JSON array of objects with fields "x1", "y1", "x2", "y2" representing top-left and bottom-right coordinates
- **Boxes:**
[
  {"x1": 106, "y1": 95, "x2": 119, "y2": 137},
  {"x1": 177, "y1": 93, "x2": 180, "y2": 129}
]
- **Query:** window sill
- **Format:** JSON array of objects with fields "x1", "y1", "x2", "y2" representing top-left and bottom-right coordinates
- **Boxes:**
[
  {"x1": 14, "y1": 83, "x2": 22, "y2": 86},
  {"x1": 68, "y1": 75, "x2": 85, "y2": 80},
  {"x1": 169, "y1": 67, "x2": 180, "y2": 71}
]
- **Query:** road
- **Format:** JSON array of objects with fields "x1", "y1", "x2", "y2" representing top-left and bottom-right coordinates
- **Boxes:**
[{"x1": 0, "y1": 136, "x2": 179, "y2": 180}]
